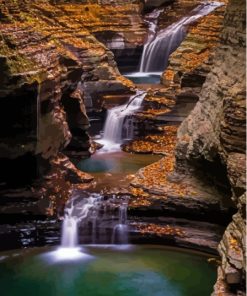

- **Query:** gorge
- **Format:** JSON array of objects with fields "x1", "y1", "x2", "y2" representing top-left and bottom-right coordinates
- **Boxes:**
[{"x1": 0, "y1": 0, "x2": 245, "y2": 296}]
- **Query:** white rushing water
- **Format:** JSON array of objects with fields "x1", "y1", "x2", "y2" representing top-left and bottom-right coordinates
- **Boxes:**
[
  {"x1": 59, "y1": 193, "x2": 130, "y2": 251},
  {"x1": 111, "y1": 201, "x2": 128, "y2": 245},
  {"x1": 139, "y1": 1, "x2": 223, "y2": 72},
  {"x1": 42, "y1": 194, "x2": 131, "y2": 262},
  {"x1": 61, "y1": 194, "x2": 103, "y2": 248},
  {"x1": 46, "y1": 194, "x2": 103, "y2": 261},
  {"x1": 98, "y1": 90, "x2": 146, "y2": 152},
  {"x1": 61, "y1": 213, "x2": 78, "y2": 248}
]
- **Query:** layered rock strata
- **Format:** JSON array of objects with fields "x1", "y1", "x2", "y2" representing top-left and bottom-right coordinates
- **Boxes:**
[
  {"x1": 0, "y1": 0, "x2": 135, "y2": 189},
  {"x1": 162, "y1": 0, "x2": 226, "y2": 98},
  {"x1": 172, "y1": 0, "x2": 246, "y2": 294},
  {"x1": 128, "y1": 0, "x2": 230, "y2": 222}
]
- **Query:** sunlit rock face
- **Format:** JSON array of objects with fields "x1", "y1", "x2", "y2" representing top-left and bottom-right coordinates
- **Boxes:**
[{"x1": 174, "y1": 0, "x2": 246, "y2": 294}]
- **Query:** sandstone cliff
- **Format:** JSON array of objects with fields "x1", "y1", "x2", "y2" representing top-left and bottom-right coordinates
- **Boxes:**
[{"x1": 174, "y1": 0, "x2": 246, "y2": 294}]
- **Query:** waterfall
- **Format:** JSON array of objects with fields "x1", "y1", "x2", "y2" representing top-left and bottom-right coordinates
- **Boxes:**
[
  {"x1": 61, "y1": 215, "x2": 78, "y2": 248},
  {"x1": 139, "y1": 1, "x2": 224, "y2": 72},
  {"x1": 111, "y1": 201, "x2": 128, "y2": 245},
  {"x1": 60, "y1": 193, "x2": 129, "y2": 248},
  {"x1": 98, "y1": 90, "x2": 146, "y2": 152},
  {"x1": 61, "y1": 194, "x2": 103, "y2": 248}
]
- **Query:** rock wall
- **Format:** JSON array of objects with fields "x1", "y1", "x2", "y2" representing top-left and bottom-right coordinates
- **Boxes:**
[
  {"x1": 174, "y1": 0, "x2": 246, "y2": 294},
  {"x1": 0, "y1": 0, "x2": 135, "y2": 185},
  {"x1": 162, "y1": 1, "x2": 226, "y2": 99}
]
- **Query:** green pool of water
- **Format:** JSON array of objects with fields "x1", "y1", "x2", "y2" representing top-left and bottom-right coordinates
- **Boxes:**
[
  {"x1": 75, "y1": 152, "x2": 162, "y2": 191},
  {"x1": 76, "y1": 152, "x2": 161, "y2": 174},
  {"x1": 0, "y1": 245, "x2": 216, "y2": 296}
]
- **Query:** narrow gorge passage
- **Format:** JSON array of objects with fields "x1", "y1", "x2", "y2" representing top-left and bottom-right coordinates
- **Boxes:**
[
  {"x1": 0, "y1": 0, "x2": 245, "y2": 296},
  {"x1": 75, "y1": 0, "x2": 224, "y2": 196}
]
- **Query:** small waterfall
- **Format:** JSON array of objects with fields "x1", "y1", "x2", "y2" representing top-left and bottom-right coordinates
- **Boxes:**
[
  {"x1": 111, "y1": 201, "x2": 128, "y2": 245},
  {"x1": 61, "y1": 193, "x2": 129, "y2": 247},
  {"x1": 139, "y1": 1, "x2": 223, "y2": 72},
  {"x1": 61, "y1": 212, "x2": 78, "y2": 248},
  {"x1": 98, "y1": 90, "x2": 146, "y2": 152},
  {"x1": 61, "y1": 194, "x2": 103, "y2": 248}
]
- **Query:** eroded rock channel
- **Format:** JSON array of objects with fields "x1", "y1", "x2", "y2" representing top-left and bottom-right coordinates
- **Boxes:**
[{"x1": 0, "y1": 0, "x2": 245, "y2": 295}]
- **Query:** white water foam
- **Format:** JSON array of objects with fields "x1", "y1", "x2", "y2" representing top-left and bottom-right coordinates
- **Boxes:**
[{"x1": 98, "y1": 90, "x2": 146, "y2": 152}]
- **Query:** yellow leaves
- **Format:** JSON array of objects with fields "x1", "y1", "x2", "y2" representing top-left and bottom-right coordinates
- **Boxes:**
[
  {"x1": 129, "y1": 149, "x2": 200, "y2": 206},
  {"x1": 229, "y1": 237, "x2": 241, "y2": 254},
  {"x1": 117, "y1": 75, "x2": 135, "y2": 89},
  {"x1": 129, "y1": 187, "x2": 151, "y2": 207},
  {"x1": 140, "y1": 108, "x2": 171, "y2": 116},
  {"x1": 163, "y1": 69, "x2": 175, "y2": 82},
  {"x1": 135, "y1": 223, "x2": 186, "y2": 237},
  {"x1": 145, "y1": 96, "x2": 175, "y2": 107},
  {"x1": 124, "y1": 126, "x2": 178, "y2": 155},
  {"x1": 129, "y1": 198, "x2": 151, "y2": 207},
  {"x1": 56, "y1": 3, "x2": 141, "y2": 34},
  {"x1": 130, "y1": 187, "x2": 149, "y2": 198}
]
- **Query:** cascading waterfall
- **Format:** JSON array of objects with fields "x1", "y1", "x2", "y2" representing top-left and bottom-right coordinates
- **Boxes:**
[
  {"x1": 124, "y1": 9, "x2": 163, "y2": 81},
  {"x1": 139, "y1": 1, "x2": 223, "y2": 72},
  {"x1": 61, "y1": 194, "x2": 103, "y2": 248},
  {"x1": 60, "y1": 193, "x2": 129, "y2": 250},
  {"x1": 98, "y1": 90, "x2": 146, "y2": 152}
]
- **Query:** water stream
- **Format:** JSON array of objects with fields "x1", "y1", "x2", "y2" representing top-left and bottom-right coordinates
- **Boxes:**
[
  {"x1": 98, "y1": 90, "x2": 146, "y2": 152},
  {"x1": 0, "y1": 3, "x2": 226, "y2": 295},
  {"x1": 60, "y1": 193, "x2": 130, "y2": 254},
  {"x1": 139, "y1": 1, "x2": 223, "y2": 72},
  {"x1": 111, "y1": 201, "x2": 128, "y2": 244},
  {"x1": 125, "y1": 1, "x2": 223, "y2": 84},
  {"x1": 67, "y1": 2, "x2": 224, "y2": 254}
]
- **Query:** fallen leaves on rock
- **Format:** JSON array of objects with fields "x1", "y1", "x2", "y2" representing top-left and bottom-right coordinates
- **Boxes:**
[
  {"x1": 229, "y1": 237, "x2": 241, "y2": 254},
  {"x1": 129, "y1": 153, "x2": 199, "y2": 207},
  {"x1": 123, "y1": 125, "x2": 178, "y2": 155},
  {"x1": 134, "y1": 223, "x2": 186, "y2": 237}
]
